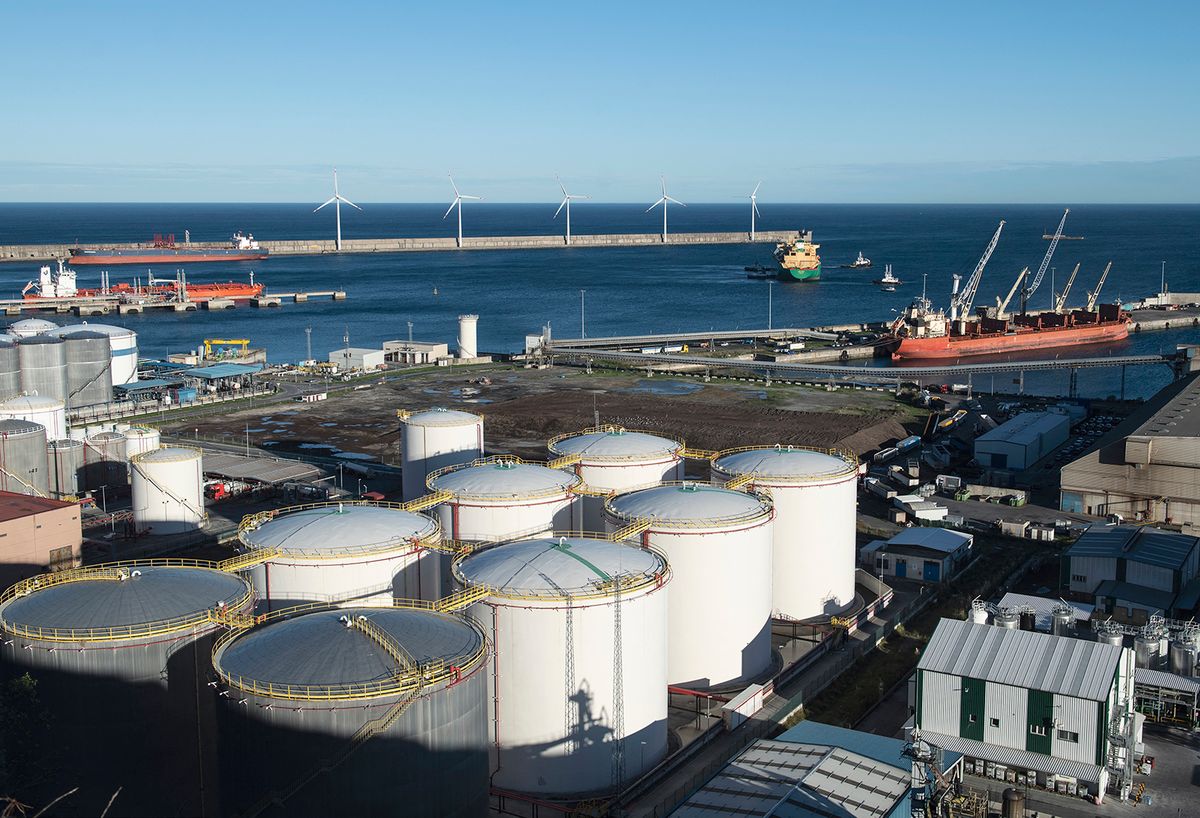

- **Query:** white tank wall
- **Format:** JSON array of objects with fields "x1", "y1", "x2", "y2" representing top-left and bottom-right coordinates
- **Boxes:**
[
  {"x1": 0, "y1": 398, "x2": 66, "y2": 441},
  {"x1": 436, "y1": 494, "x2": 579, "y2": 543},
  {"x1": 248, "y1": 549, "x2": 439, "y2": 610},
  {"x1": 400, "y1": 412, "x2": 484, "y2": 501},
  {"x1": 606, "y1": 515, "x2": 772, "y2": 688},
  {"x1": 457, "y1": 314, "x2": 478, "y2": 359},
  {"x1": 131, "y1": 449, "x2": 204, "y2": 534},
  {"x1": 471, "y1": 587, "x2": 668, "y2": 795},
  {"x1": 123, "y1": 427, "x2": 161, "y2": 459},
  {"x1": 575, "y1": 459, "x2": 684, "y2": 533}
]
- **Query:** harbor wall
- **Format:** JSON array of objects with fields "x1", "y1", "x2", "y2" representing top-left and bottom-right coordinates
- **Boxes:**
[{"x1": 0, "y1": 230, "x2": 798, "y2": 263}]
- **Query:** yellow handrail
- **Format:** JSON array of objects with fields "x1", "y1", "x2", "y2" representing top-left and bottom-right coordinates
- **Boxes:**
[
  {"x1": 217, "y1": 547, "x2": 283, "y2": 574},
  {"x1": 350, "y1": 614, "x2": 418, "y2": 672},
  {"x1": 602, "y1": 482, "x2": 774, "y2": 530},
  {"x1": 546, "y1": 452, "x2": 582, "y2": 470},
  {"x1": 611, "y1": 518, "x2": 651, "y2": 542},
  {"x1": 401, "y1": 490, "x2": 453, "y2": 513},
  {"x1": 546, "y1": 425, "x2": 685, "y2": 464},
  {"x1": 708, "y1": 444, "x2": 859, "y2": 481},
  {"x1": 680, "y1": 447, "x2": 717, "y2": 461},
  {"x1": 723, "y1": 473, "x2": 755, "y2": 492},
  {"x1": 435, "y1": 585, "x2": 493, "y2": 613}
]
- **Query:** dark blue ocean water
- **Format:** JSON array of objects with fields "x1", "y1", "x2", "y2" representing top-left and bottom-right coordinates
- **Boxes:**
[{"x1": 0, "y1": 203, "x2": 1196, "y2": 399}]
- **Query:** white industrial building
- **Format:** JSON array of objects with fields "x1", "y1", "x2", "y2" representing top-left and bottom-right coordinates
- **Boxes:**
[
  {"x1": 382, "y1": 340, "x2": 450, "y2": 366},
  {"x1": 914, "y1": 618, "x2": 1135, "y2": 801},
  {"x1": 328, "y1": 347, "x2": 385, "y2": 372},
  {"x1": 973, "y1": 411, "x2": 1070, "y2": 470},
  {"x1": 861, "y1": 527, "x2": 973, "y2": 583},
  {"x1": 1063, "y1": 524, "x2": 1200, "y2": 620}
]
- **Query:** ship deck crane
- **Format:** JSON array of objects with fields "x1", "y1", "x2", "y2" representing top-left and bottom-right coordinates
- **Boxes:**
[
  {"x1": 995, "y1": 267, "x2": 1030, "y2": 319},
  {"x1": 1022, "y1": 208, "x2": 1069, "y2": 314},
  {"x1": 950, "y1": 220, "x2": 1005, "y2": 323},
  {"x1": 1053, "y1": 262, "x2": 1081, "y2": 313},
  {"x1": 1086, "y1": 261, "x2": 1113, "y2": 312}
]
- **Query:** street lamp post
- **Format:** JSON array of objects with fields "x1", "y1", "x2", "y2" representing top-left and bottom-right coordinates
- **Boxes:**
[
  {"x1": 580, "y1": 289, "x2": 586, "y2": 339},
  {"x1": 767, "y1": 281, "x2": 774, "y2": 330}
]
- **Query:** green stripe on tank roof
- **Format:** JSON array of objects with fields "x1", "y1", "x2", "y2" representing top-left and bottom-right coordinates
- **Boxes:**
[{"x1": 550, "y1": 539, "x2": 611, "y2": 582}]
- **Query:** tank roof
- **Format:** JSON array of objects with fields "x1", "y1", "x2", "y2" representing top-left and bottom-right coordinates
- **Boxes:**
[
  {"x1": 60, "y1": 330, "x2": 111, "y2": 341},
  {"x1": 15, "y1": 335, "x2": 63, "y2": 346},
  {"x1": 88, "y1": 431, "x2": 126, "y2": 442},
  {"x1": 549, "y1": 428, "x2": 681, "y2": 461},
  {"x1": 9, "y1": 318, "x2": 58, "y2": 330},
  {"x1": 214, "y1": 607, "x2": 484, "y2": 695},
  {"x1": 713, "y1": 446, "x2": 857, "y2": 482},
  {"x1": 48, "y1": 437, "x2": 83, "y2": 448},
  {"x1": 0, "y1": 395, "x2": 63, "y2": 411},
  {"x1": 132, "y1": 446, "x2": 200, "y2": 464},
  {"x1": 402, "y1": 407, "x2": 482, "y2": 427},
  {"x1": 48, "y1": 323, "x2": 135, "y2": 338},
  {"x1": 124, "y1": 426, "x2": 158, "y2": 437},
  {"x1": 456, "y1": 536, "x2": 666, "y2": 599},
  {"x1": 0, "y1": 419, "x2": 45, "y2": 436},
  {"x1": 429, "y1": 459, "x2": 578, "y2": 499},
  {"x1": 0, "y1": 565, "x2": 249, "y2": 638},
  {"x1": 242, "y1": 503, "x2": 439, "y2": 557},
  {"x1": 607, "y1": 482, "x2": 770, "y2": 527}
]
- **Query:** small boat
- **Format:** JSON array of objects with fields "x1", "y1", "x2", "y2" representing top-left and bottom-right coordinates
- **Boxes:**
[
  {"x1": 745, "y1": 264, "x2": 775, "y2": 280},
  {"x1": 841, "y1": 251, "x2": 872, "y2": 269},
  {"x1": 874, "y1": 264, "x2": 903, "y2": 291}
]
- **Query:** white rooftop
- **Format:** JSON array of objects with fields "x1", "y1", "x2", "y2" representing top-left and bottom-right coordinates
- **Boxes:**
[
  {"x1": 455, "y1": 536, "x2": 664, "y2": 597},
  {"x1": 402, "y1": 407, "x2": 482, "y2": 427},
  {"x1": 242, "y1": 504, "x2": 438, "y2": 557},
  {"x1": 430, "y1": 461, "x2": 578, "y2": 498},
  {"x1": 886, "y1": 527, "x2": 972, "y2": 554},
  {"x1": 975, "y1": 411, "x2": 1068, "y2": 446},
  {"x1": 549, "y1": 429, "x2": 680, "y2": 461},
  {"x1": 607, "y1": 483, "x2": 770, "y2": 527},
  {"x1": 713, "y1": 446, "x2": 856, "y2": 482}
]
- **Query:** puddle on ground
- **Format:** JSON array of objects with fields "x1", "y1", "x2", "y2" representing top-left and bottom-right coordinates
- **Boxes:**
[
  {"x1": 629, "y1": 379, "x2": 704, "y2": 397},
  {"x1": 333, "y1": 452, "x2": 378, "y2": 461}
]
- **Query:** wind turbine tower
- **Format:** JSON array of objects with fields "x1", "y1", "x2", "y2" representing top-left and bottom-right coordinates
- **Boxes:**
[
  {"x1": 554, "y1": 176, "x2": 590, "y2": 245},
  {"x1": 748, "y1": 182, "x2": 762, "y2": 240},
  {"x1": 646, "y1": 176, "x2": 685, "y2": 242},
  {"x1": 313, "y1": 168, "x2": 362, "y2": 251},
  {"x1": 444, "y1": 173, "x2": 481, "y2": 248}
]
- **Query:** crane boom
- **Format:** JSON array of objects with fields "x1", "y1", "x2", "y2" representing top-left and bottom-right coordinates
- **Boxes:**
[
  {"x1": 1024, "y1": 209, "x2": 1069, "y2": 310},
  {"x1": 1086, "y1": 262, "x2": 1113, "y2": 312},
  {"x1": 951, "y1": 220, "x2": 1005, "y2": 322},
  {"x1": 995, "y1": 267, "x2": 1029, "y2": 319},
  {"x1": 1054, "y1": 263, "x2": 1081, "y2": 313}
]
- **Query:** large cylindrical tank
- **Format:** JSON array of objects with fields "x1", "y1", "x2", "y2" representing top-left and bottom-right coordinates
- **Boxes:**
[
  {"x1": 454, "y1": 536, "x2": 670, "y2": 796},
  {"x1": 968, "y1": 602, "x2": 990, "y2": 625},
  {"x1": 548, "y1": 426, "x2": 685, "y2": 532},
  {"x1": 1169, "y1": 640, "x2": 1198, "y2": 677},
  {"x1": 0, "y1": 339, "x2": 19, "y2": 401},
  {"x1": 0, "y1": 562, "x2": 253, "y2": 817},
  {"x1": 7, "y1": 317, "x2": 58, "y2": 338},
  {"x1": 1096, "y1": 626, "x2": 1125, "y2": 647},
  {"x1": 0, "y1": 419, "x2": 49, "y2": 497},
  {"x1": 1019, "y1": 608, "x2": 1037, "y2": 632},
  {"x1": 212, "y1": 604, "x2": 490, "y2": 818},
  {"x1": 83, "y1": 430, "x2": 128, "y2": 489},
  {"x1": 48, "y1": 322, "x2": 139, "y2": 385},
  {"x1": 400, "y1": 408, "x2": 484, "y2": 502},
  {"x1": 47, "y1": 438, "x2": 83, "y2": 498},
  {"x1": 457, "y1": 314, "x2": 478, "y2": 359},
  {"x1": 428, "y1": 457, "x2": 581, "y2": 544},
  {"x1": 61, "y1": 330, "x2": 113, "y2": 409},
  {"x1": 131, "y1": 447, "x2": 205, "y2": 534},
  {"x1": 239, "y1": 502, "x2": 445, "y2": 610},
  {"x1": 605, "y1": 482, "x2": 774, "y2": 688},
  {"x1": 0, "y1": 394, "x2": 66, "y2": 441},
  {"x1": 1051, "y1": 604, "x2": 1074, "y2": 637},
  {"x1": 16, "y1": 335, "x2": 68, "y2": 405},
  {"x1": 994, "y1": 608, "x2": 1020, "y2": 630},
  {"x1": 1002, "y1": 788, "x2": 1025, "y2": 818},
  {"x1": 122, "y1": 425, "x2": 161, "y2": 459},
  {"x1": 711, "y1": 445, "x2": 858, "y2": 619},
  {"x1": 1135, "y1": 634, "x2": 1161, "y2": 669}
]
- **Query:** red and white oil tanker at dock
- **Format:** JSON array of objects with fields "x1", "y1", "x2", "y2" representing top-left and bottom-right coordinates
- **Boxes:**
[
  {"x1": 23, "y1": 259, "x2": 263, "y2": 303},
  {"x1": 67, "y1": 231, "x2": 269, "y2": 266}
]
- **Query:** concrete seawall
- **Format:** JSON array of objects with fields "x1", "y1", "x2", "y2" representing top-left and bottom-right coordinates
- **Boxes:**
[{"x1": 0, "y1": 230, "x2": 798, "y2": 263}]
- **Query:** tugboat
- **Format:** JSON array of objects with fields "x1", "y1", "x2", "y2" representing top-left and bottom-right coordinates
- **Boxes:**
[
  {"x1": 874, "y1": 264, "x2": 903, "y2": 291},
  {"x1": 841, "y1": 251, "x2": 872, "y2": 269},
  {"x1": 744, "y1": 264, "x2": 775, "y2": 279}
]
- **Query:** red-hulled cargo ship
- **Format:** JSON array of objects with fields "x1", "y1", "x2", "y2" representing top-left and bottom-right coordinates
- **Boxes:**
[
  {"x1": 68, "y1": 232, "x2": 268, "y2": 265},
  {"x1": 23, "y1": 260, "x2": 263, "y2": 302}
]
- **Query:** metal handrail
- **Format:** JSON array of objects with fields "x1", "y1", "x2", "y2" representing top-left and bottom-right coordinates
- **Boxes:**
[
  {"x1": 425, "y1": 455, "x2": 583, "y2": 500},
  {"x1": 603, "y1": 481, "x2": 774, "y2": 529},
  {"x1": 708, "y1": 444, "x2": 859, "y2": 482},
  {"x1": 546, "y1": 425, "x2": 685, "y2": 463},
  {"x1": 237, "y1": 500, "x2": 453, "y2": 558}
]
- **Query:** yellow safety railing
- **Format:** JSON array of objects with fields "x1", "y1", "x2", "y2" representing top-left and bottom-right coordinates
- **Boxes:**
[
  {"x1": 395, "y1": 409, "x2": 412, "y2": 420},
  {"x1": 546, "y1": 425, "x2": 685, "y2": 464},
  {"x1": 680, "y1": 447, "x2": 717, "y2": 461},
  {"x1": 546, "y1": 452, "x2": 582, "y2": 470},
  {"x1": 217, "y1": 547, "x2": 283, "y2": 574},
  {"x1": 350, "y1": 614, "x2": 418, "y2": 671},
  {"x1": 708, "y1": 444, "x2": 859, "y2": 482},
  {"x1": 610, "y1": 518, "x2": 651, "y2": 542},
  {"x1": 602, "y1": 481, "x2": 774, "y2": 530},
  {"x1": 830, "y1": 615, "x2": 857, "y2": 630},
  {"x1": 723, "y1": 473, "x2": 756, "y2": 492},
  {"x1": 237, "y1": 501, "x2": 454, "y2": 557},
  {"x1": 425, "y1": 455, "x2": 582, "y2": 500},
  {"x1": 573, "y1": 484, "x2": 617, "y2": 498},
  {"x1": 401, "y1": 490, "x2": 452, "y2": 513},
  {"x1": 435, "y1": 585, "x2": 493, "y2": 613}
]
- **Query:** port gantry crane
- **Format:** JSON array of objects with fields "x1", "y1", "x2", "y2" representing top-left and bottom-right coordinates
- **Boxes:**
[
  {"x1": 1021, "y1": 207, "x2": 1070, "y2": 313},
  {"x1": 1053, "y1": 262, "x2": 1081, "y2": 313},
  {"x1": 949, "y1": 220, "x2": 1005, "y2": 324},
  {"x1": 1086, "y1": 261, "x2": 1113, "y2": 312}
]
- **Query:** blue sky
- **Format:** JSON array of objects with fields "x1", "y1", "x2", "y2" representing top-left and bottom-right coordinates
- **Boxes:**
[{"x1": 2, "y1": 1, "x2": 1197, "y2": 202}]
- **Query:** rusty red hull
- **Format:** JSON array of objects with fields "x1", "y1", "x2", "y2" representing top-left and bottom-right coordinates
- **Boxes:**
[{"x1": 893, "y1": 321, "x2": 1130, "y2": 360}]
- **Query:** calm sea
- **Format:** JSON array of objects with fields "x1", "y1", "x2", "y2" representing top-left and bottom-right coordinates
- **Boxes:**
[{"x1": 0, "y1": 203, "x2": 1196, "y2": 399}]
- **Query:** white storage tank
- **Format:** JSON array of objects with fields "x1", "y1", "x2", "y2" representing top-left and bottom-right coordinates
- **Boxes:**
[
  {"x1": 131, "y1": 446, "x2": 205, "y2": 534},
  {"x1": 605, "y1": 483, "x2": 774, "y2": 688},
  {"x1": 400, "y1": 407, "x2": 484, "y2": 501},
  {"x1": 547, "y1": 425, "x2": 685, "y2": 531},
  {"x1": 238, "y1": 502, "x2": 445, "y2": 610},
  {"x1": 454, "y1": 536, "x2": 670, "y2": 796},
  {"x1": 7, "y1": 317, "x2": 58, "y2": 338},
  {"x1": 428, "y1": 457, "x2": 580, "y2": 543},
  {"x1": 710, "y1": 445, "x2": 859, "y2": 619},
  {"x1": 457, "y1": 314, "x2": 478, "y2": 359},
  {"x1": 16, "y1": 335, "x2": 69, "y2": 405},
  {"x1": 47, "y1": 438, "x2": 83, "y2": 498},
  {"x1": 0, "y1": 394, "x2": 66, "y2": 440},
  {"x1": 84, "y1": 430, "x2": 128, "y2": 489},
  {"x1": 122, "y1": 425, "x2": 161, "y2": 459},
  {"x1": 0, "y1": 419, "x2": 50, "y2": 497},
  {"x1": 48, "y1": 322, "x2": 139, "y2": 385}
]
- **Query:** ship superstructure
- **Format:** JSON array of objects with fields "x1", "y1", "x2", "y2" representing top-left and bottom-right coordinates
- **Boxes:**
[{"x1": 773, "y1": 230, "x2": 821, "y2": 281}]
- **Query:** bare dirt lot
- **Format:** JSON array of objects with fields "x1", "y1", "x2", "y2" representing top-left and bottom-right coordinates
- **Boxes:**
[{"x1": 163, "y1": 366, "x2": 921, "y2": 466}]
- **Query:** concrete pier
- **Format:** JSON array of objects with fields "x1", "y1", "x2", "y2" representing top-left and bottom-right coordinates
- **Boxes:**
[{"x1": 0, "y1": 230, "x2": 797, "y2": 263}]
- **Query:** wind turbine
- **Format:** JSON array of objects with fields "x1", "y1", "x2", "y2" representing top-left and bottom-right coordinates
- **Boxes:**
[
  {"x1": 747, "y1": 182, "x2": 762, "y2": 240},
  {"x1": 554, "y1": 175, "x2": 589, "y2": 245},
  {"x1": 313, "y1": 168, "x2": 361, "y2": 251},
  {"x1": 646, "y1": 176, "x2": 685, "y2": 241},
  {"x1": 443, "y1": 173, "x2": 481, "y2": 248}
]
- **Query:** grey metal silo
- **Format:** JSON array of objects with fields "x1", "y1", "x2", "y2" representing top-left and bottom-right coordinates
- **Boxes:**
[
  {"x1": 47, "y1": 438, "x2": 84, "y2": 497},
  {"x1": 83, "y1": 430, "x2": 128, "y2": 488},
  {"x1": 61, "y1": 330, "x2": 113, "y2": 409},
  {"x1": 0, "y1": 418, "x2": 49, "y2": 497},
  {"x1": 0, "y1": 561, "x2": 255, "y2": 817},
  {"x1": 213, "y1": 603, "x2": 490, "y2": 818},
  {"x1": 0, "y1": 339, "x2": 19, "y2": 401},
  {"x1": 16, "y1": 335, "x2": 68, "y2": 405}
]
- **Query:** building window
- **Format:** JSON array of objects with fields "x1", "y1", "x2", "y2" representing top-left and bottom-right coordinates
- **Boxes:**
[
  {"x1": 1030, "y1": 725, "x2": 1047, "y2": 736},
  {"x1": 1057, "y1": 729, "x2": 1079, "y2": 743},
  {"x1": 990, "y1": 718, "x2": 1000, "y2": 728},
  {"x1": 1071, "y1": 574, "x2": 1087, "y2": 583}
]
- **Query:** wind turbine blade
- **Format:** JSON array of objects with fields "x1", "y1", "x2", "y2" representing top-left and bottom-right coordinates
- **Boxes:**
[
  {"x1": 660, "y1": 175, "x2": 667, "y2": 196},
  {"x1": 665, "y1": 196, "x2": 686, "y2": 207},
  {"x1": 645, "y1": 197, "x2": 666, "y2": 213},
  {"x1": 448, "y1": 173, "x2": 460, "y2": 197},
  {"x1": 339, "y1": 196, "x2": 362, "y2": 211},
  {"x1": 753, "y1": 202, "x2": 761, "y2": 218},
  {"x1": 557, "y1": 175, "x2": 568, "y2": 197},
  {"x1": 554, "y1": 198, "x2": 567, "y2": 218},
  {"x1": 443, "y1": 199, "x2": 459, "y2": 220},
  {"x1": 572, "y1": 194, "x2": 591, "y2": 200},
  {"x1": 314, "y1": 197, "x2": 336, "y2": 212},
  {"x1": 752, "y1": 181, "x2": 761, "y2": 196},
  {"x1": 461, "y1": 195, "x2": 481, "y2": 201}
]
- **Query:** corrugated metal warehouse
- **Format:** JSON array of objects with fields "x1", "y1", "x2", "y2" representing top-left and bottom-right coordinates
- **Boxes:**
[
  {"x1": 1063, "y1": 524, "x2": 1200, "y2": 619},
  {"x1": 974, "y1": 411, "x2": 1069, "y2": 470}
]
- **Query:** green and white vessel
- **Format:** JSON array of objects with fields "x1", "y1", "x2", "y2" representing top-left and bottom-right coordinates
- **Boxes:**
[{"x1": 773, "y1": 231, "x2": 821, "y2": 281}]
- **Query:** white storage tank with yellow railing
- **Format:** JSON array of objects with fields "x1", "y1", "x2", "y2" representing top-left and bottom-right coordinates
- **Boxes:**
[
  {"x1": 237, "y1": 501, "x2": 447, "y2": 611},
  {"x1": 710, "y1": 445, "x2": 860, "y2": 620},
  {"x1": 399, "y1": 407, "x2": 484, "y2": 501},
  {"x1": 454, "y1": 535, "x2": 670, "y2": 796},
  {"x1": 131, "y1": 446, "x2": 206, "y2": 534},
  {"x1": 605, "y1": 482, "x2": 774, "y2": 688}
]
